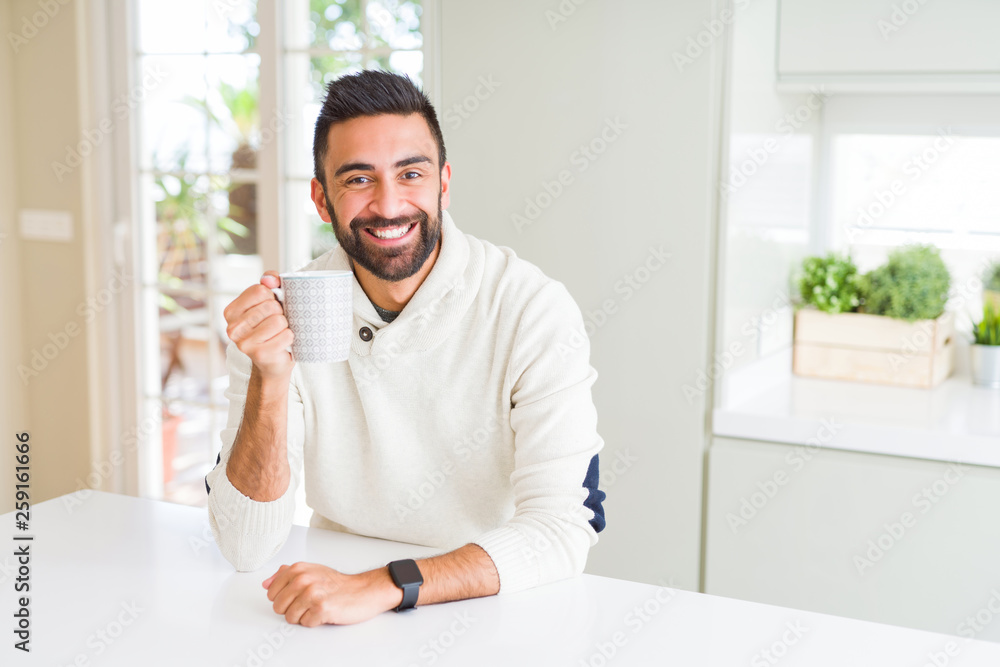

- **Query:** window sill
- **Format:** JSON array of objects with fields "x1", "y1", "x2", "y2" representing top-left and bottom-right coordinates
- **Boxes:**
[{"x1": 713, "y1": 349, "x2": 1000, "y2": 468}]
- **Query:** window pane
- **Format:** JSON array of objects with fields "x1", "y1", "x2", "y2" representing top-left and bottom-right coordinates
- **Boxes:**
[
  {"x1": 284, "y1": 51, "x2": 364, "y2": 179},
  {"x1": 139, "y1": 0, "x2": 257, "y2": 54},
  {"x1": 137, "y1": 0, "x2": 208, "y2": 54},
  {"x1": 285, "y1": 93, "x2": 318, "y2": 180},
  {"x1": 830, "y1": 133, "x2": 1000, "y2": 324},
  {"x1": 140, "y1": 56, "x2": 209, "y2": 173},
  {"x1": 160, "y1": 304, "x2": 213, "y2": 406},
  {"x1": 206, "y1": 55, "x2": 262, "y2": 171},
  {"x1": 155, "y1": 173, "x2": 212, "y2": 290},
  {"x1": 367, "y1": 0, "x2": 422, "y2": 49},
  {"x1": 158, "y1": 290, "x2": 228, "y2": 411},
  {"x1": 286, "y1": 0, "x2": 365, "y2": 50},
  {"x1": 287, "y1": 179, "x2": 338, "y2": 268},
  {"x1": 832, "y1": 134, "x2": 1000, "y2": 237},
  {"x1": 164, "y1": 405, "x2": 230, "y2": 506},
  {"x1": 206, "y1": 0, "x2": 259, "y2": 53},
  {"x1": 380, "y1": 49, "x2": 423, "y2": 85},
  {"x1": 308, "y1": 52, "x2": 366, "y2": 101},
  {"x1": 215, "y1": 181, "x2": 259, "y2": 257}
]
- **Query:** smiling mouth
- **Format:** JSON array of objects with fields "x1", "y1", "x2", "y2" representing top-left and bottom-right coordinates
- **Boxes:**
[{"x1": 365, "y1": 222, "x2": 417, "y2": 241}]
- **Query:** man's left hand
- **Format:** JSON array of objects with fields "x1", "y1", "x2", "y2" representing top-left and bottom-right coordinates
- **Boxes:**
[{"x1": 263, "y1": 562, "x2": 402, "y2": 627}]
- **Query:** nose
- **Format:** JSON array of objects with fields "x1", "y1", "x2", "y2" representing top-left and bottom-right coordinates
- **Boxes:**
[{"x1": 368, "y1": 178, "x2": 408, "y2": 221}]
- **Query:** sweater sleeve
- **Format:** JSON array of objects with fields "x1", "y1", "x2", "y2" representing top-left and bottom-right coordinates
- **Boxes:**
[
  {"x1": 205, "y1": 342, "x2": 306, "y2": 572},
  {"x1": 471, "y1": 280, "x2": 605, "y2": 595}
]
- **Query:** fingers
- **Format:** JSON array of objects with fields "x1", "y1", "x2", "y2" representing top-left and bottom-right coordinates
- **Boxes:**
[
  {"x1": 262, "y1": 566, "x2": 282, "y2": 588},
  {"x1": 223, "y1": 278, "x2": 296, "y2": 379},
  {"x1": 226, "y1": 298, "x2": 284, "y2": 345},
  {"x1": 298, "y1": 608, "x2": 323, "y2": 628},
  {"x1": 223, "y1": 283, "x2": 279, "y2": 328},
  {"x1": 265, "y1": 564, "x2": 291, "y2": 599},
  {"x1": 270, "y1": 570, "x2": 311, "y2": 619},
  {"x1": 265, "y1": 563, "x2": 324, "y2": 626},
  {"x1": 271, "y1": 585, "x2": 298, "y2": 616},
  {"x1": 281, "y1": 593, "x2": 314, "y2": 626}
]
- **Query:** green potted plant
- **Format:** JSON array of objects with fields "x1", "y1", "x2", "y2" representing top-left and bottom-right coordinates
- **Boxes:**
[
  {"x1": 793, "y1": 245, "x2": 955, "y2": 388},
  {"x1": 797, "y1": 253, "x2": 863, "y2": 314},
  {"x1": 971, "y1": 302, "x2": 1000, "y2": 388},
  {"x1": 984, "y1": 261, "x2": 1000, "y2": 313},
  {"x1": 858, "y1": 244, "x2": 951, "y2": 322}
]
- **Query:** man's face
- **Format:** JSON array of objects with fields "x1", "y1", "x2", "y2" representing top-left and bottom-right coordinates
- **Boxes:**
[{"x1": 311, "y1": 113, "x2": 451, "y2": 282}]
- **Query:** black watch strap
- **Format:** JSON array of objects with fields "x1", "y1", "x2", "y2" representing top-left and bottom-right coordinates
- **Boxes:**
[
  {"x1": 388, "y1": 559, "x2": 423, "y2": 612},
  {"x1": 397, "y1": 581, "x2": 419, "y2": 612}
]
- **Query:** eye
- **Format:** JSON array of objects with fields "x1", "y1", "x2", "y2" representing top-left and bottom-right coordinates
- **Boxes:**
[
  {"x1": 347, "y1": 175, "x2": 372, "y2": 185},
  {"x1": 401, "y1": 171, "x2": 421, "y2": 180}
]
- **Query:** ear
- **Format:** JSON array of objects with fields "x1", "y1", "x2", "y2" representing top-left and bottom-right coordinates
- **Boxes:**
[
  {"x1": 439, "y1": 162, "x2": 452, "y2": 210},
  {"x1": 310, "y1": 178, "x2": 332, "y2": 223}
]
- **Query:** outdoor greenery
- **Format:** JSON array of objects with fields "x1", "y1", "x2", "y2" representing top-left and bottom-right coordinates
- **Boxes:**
[
  {"x1": 985, "y1": 261, "x2": 1000, "y2": 293},
  {"x1": 974, "y1": 302, "x2": 1000, "y2": 346},
  {"x1": 858, "y1": 245, "x2": 951, "y2": 322},
  {"x1": 154, "y1": 151, "x2": 249, "y2": 312},
  {"x1": 797, "y1": 253, "x2": 863, "y2": 314}
]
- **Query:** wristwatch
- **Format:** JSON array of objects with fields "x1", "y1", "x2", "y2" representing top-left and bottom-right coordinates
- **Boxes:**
[{"x1": 387, "y1": 559, "x2": 423, "y2": 612}]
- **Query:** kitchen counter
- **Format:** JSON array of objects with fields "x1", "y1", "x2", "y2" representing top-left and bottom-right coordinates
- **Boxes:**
[{"x1": 714, "y1": 349, "x2": 1000, "y2": 468}]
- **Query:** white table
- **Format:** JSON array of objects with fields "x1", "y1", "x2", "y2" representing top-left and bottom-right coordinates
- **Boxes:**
[{"x1": 3, "y1": 491, "x2": 999, "y2": 666}]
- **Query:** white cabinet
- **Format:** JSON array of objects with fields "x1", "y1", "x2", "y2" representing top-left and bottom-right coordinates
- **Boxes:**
[
  {"x1": 706, "y1": 436, "x2": 1000, "y2": 641},
  {"x1": 777, "y1": 0, "x2": 1000, "y2": 89}
]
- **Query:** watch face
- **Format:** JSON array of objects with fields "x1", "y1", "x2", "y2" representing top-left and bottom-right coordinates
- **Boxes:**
[{"x1": 391, "y1": 559, "x2": 423, "y2": 586}]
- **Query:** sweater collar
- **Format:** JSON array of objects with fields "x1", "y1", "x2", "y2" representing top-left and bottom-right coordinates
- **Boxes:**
[{"x1": 318, "y1": 210, "x2": 481, "y2": 355}]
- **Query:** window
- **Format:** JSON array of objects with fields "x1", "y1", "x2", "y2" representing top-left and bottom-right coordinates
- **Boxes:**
[
  {"x1": 827, "y1": 131, "x2": 1000, "y2": 317},
  {"x1": 715, "y1": 93, "x2": 1000, "y2": 408},
  {"x1": 131, "y1": 0, "x2": 428, "y2": 505},
  {"x1": 819, "y1": 94, "x2": 1000, "y2": 328}
]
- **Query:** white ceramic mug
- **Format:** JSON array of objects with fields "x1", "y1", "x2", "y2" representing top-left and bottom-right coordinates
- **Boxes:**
[{"x1": 271, "y1": 270, "x2": 353, "y2": 363}]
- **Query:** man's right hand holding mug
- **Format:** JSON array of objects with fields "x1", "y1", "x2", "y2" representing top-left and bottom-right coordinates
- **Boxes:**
[{"x1": 223, "y1": 270, "x2": 295, "y2": 382}]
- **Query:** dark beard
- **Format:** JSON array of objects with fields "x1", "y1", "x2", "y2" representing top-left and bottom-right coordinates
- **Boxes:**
[{"x1": 326, "y1": 194, "x2": 442, "y2": 282}]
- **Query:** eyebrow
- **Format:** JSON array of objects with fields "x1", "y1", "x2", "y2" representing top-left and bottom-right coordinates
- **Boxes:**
[{"x1": 334, "y1": 155, "x2": 433, "y2": 178}]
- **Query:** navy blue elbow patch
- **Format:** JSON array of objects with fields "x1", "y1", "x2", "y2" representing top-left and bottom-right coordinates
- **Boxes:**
[
  {"x1": 205, "y1": 452, "x2": 221, "y2": 495},
  {"x1": 582, "y1": 454, "x2": 607, "y2": 533}
]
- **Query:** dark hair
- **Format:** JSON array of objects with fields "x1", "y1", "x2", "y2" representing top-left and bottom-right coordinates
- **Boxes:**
[{"x1": 313, "y1": 69, "x2": 446, "y2": 186}]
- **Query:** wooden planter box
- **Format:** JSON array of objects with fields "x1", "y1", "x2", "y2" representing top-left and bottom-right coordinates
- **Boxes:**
[{"x1": 793, "y1": 310, "x2": 954, "y2": 388}]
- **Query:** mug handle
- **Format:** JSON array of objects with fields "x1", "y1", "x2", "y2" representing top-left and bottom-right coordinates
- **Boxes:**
[{"x1": 270, "y1": 287, "x2": 292, "y2": 354}]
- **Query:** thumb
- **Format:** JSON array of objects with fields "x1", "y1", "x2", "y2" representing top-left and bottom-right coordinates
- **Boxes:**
[{"x1": 260, "y1": 271, "x2": 281, "y2": 289}]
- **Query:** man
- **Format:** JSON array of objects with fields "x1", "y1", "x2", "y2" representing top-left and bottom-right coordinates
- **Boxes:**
[{"x1": 206, "y1": 70, "x2": 606, "y2": 627}]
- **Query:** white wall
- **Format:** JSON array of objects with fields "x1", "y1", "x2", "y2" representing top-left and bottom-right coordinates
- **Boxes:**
[{"x1": 437, "y1": 0, "x2": 725, "y2": 590}]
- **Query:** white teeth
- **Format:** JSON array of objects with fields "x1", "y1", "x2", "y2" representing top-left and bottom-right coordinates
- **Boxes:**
[{"x1": 371, "y1": 224, "x2": 412, "y2": 240}]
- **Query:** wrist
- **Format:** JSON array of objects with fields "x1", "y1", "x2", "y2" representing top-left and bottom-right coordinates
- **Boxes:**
[
  {"x1": 366, "y1": 566, "x2": 404, "y2": 612},
  {"x1": 252, "y1": 369, "x2": 291, "y2": 401}
]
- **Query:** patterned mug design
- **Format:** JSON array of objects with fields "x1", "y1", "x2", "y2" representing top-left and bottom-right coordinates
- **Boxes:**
[{"x1": 272, "y1": 270, "x2": 353, "y2": 363}]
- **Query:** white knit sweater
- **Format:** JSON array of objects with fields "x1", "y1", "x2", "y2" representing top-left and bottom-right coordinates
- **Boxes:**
[{"x1": 206, "y1": 210, "x2": 604, "y2": 595}]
